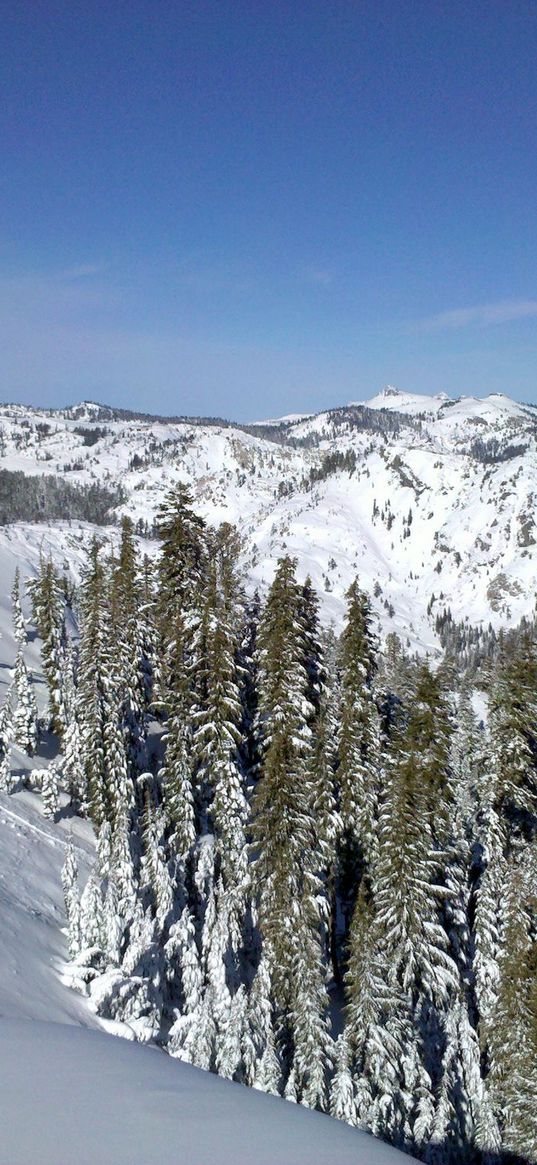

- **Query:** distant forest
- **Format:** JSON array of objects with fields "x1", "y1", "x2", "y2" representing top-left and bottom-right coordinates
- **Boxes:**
[{"x1": 0, "y1": 469, "x2": 123, "y2": 526}]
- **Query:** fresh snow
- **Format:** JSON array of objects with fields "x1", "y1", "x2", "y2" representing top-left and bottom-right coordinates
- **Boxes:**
[
  {"x1": 0, "y1": 782, "x2": 411, "y2": 1163},
  {"x1": 0, "y1": 1019, "x2": 410, "y2": 1164}
]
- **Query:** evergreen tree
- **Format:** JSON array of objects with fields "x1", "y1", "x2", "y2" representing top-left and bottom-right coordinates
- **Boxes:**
[
  {"x1": 333, "y1": 883, "x2": 407, "y2": 1144},
  {"x1": 488, "y1": 634, "x2": 537, "y2": 827},
  {"x1": 42, "y1": 762, "x2": 60, "y2": 818},
  {"x1": 488, "y1": 852, "x2": 537, "y2": 1162},
  {"x1": 61, "y1": 640, "x2": 86, "y2": 808},
  {"x1": 12, "y1": 649, "x2": 38, "y2": 756},
  {"x1": 110, "y1": 516, "x2": 151, "y2": 773},
  {"x1": 368, "y1": 664, "x2": 460, "y2": 1154},
  {"x1": 192, "y1": 523, "x2": 249, "y2": 945},
  {"x1": 156, "y1": 485, "x2": 207, "y2": 867},
  {"x1": 336, "y1": 579, "x2": 381, "y2": 945},
  {"x1": 27, "y1": 556, "x2": 67, "y2": 735},
  {"x1": 251, "y1": 557, "x2": 331, "y2": 1105},
  {"x1": 11, "y1": 567, "x2": 27, "y2": 648},
  {"x1": 0, "y1": 691, "x2": 13, "y2": 793},
  {"x1": 61, "y1": 841, "x2": 81, "y2": 959}
]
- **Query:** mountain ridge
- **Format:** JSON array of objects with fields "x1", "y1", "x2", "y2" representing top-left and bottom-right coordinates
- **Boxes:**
[{"x1": 1, "y1": 387, "x2": 536, "y2": 651}]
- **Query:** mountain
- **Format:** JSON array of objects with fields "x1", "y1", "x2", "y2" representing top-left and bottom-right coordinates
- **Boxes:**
[{"x1": 1, "y1": 386, "x2": 537, "y2": 650}]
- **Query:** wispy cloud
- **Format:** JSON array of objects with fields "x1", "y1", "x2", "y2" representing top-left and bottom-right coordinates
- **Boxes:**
[
  {"x1": 301, "y1": 266, "x2": 333, "y2": 287},
  {"x1": 413, "y1": 298, "x2": 537, "y2": 332},
  {"x1": 59, "y1": 263, "x2": 108, "y2": 281}
]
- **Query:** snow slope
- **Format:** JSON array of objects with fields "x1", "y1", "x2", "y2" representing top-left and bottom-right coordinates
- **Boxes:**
[
  {"x1": 0, "y1": 789, "x2": 97, "y2": 1026},
  {"x1": 0, "y1": 789, "x2": 411, "y2": 1163},
  {"x1": 0, "y1": 1019, "x2": 410, "y2": 1165}
]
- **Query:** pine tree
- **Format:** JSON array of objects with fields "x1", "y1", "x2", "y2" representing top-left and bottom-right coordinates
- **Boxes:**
[
  {"x1": 110, "y1": 516, "x2": 151, "y2": 773},
  {"x1": 76, "y1": 537, "x2": 133, "y2": 833},
  {"x1": 156, "y1": 485, "x2": 207, "y2": 868},
  {"x1": 61, "y1": 841, "x2": 81, "y2": 959},
  {"x1": 61, "y1": 640, "x2": 86, "y2": 808},
  {"x1": 336, "y1": 579, "x2": 381, "y2": 952},
  {"x1": 337, "y1": 579, "x2": 380, "y2": 853},
  {"x1": 488, "y1": 634, "x2": 537, "y2": 825},
  {"x1": 192, "y1": 523, "x2": 249, "y2": 945},
  {"x1": 369, "y1": 664, "x2": 460, "y2": 1154},
  {"x1": 251, "y1": 557, "x2": 331, "y2": 1105},
  {"x1": 488, "y1": 851, "x2": 537, "y2": 1162},
  {"x1": 0, "y1": 691, "x2": 13, "y2": 793},
  {"x1": 42, "y1": 762, "x2": 60, "y2": 818},
  {"x1": 335, "y1": 884, "x2": 407, "y2": 1144},
  {"x1": 75, "y1": 537, "x2": 110, "y2": 828},
  {"x1": 12, "y1": 649, "x2": 38, "y2": 756},
  {"x1": 27, "y1": 556, "x2": 67, "y2": 735},
  {"x1": 11, "y1": 567, "x2": 27, "y2": 648}
]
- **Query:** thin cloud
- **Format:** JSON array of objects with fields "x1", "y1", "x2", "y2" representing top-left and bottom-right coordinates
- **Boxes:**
[
  {"x1": 59, "y1": 263, "x2": 108, "y2": 281},
  {"x1": 301, "y1": 266, "x2": 333, "y2": 287},
  {"x1": 413, "y1": 299, "x2": 537, "y2": 332}
]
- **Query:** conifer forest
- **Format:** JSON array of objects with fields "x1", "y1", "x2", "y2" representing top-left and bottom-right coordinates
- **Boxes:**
[{"x1": 1, "y1": 483, "x2": 536, "y2": 1165}]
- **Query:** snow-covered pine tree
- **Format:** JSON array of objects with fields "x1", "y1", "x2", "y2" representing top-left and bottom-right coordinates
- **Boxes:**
[
  {"x1": 333, "y1": 883, "x2": 407, "y2": 1145},
  {"x1": 110, "y1": 516, "x2": 151, "y2": 774},
  {"x1": 41, "y1": 762, "x2": 60, "y2": 818},
  {"x1": 75, "y1": 536, "x2": 110, "y2": 828},
  {"x1": 488, "y1": 633, "x2": 537, "y2": 826},
  {"x1": 61, "y1": 639, "x2": 86, "y2": 809},
  {"x1": 61, "y1": 841, "x2": 81, "y2": 959},
  {"x1": 11, "y1": 648, "x2": 38, "y2": 756},
  {"x1": 251, "y1": 556, "x2": 332, "y2": 1106},
  {"x1": 76, "y1": 535, "x2": 135, "y2": 840},
  {"x1": 487, "y1": 851, "x2": 537, "y2": 1162},
  {"x1": 156, "y1": 485, "x2": 207, "y2": 868},
  {"x1": 336, "y1": 579, "x2": 381, "y2": 945},
  {"x1": 27, "y1": 556, "x2": 67, "y2": 735},
  {"x1": 11, "y1": 567, "x2": 27, "y2": 648},
  {"x1": 370, "y1": 663, "x2": 460, "y2": 1155},
  {"x1": 473, "y1": 782, "x2": 506, "y2": 1047},
  {"x1": 192, "y1": 523, "x2": 249, "y2": 942},
  {"x1": 0, "y1": 690, "x2": 13, "y2": 793}
]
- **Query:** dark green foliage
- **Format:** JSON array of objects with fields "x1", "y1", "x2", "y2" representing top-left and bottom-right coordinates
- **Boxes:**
[
  {"x1": 72, "y1": 425, "x2": 109, "y2": 446},
  {"x1": 0, "y1": 468, "x2": 123, "y2": 525}
]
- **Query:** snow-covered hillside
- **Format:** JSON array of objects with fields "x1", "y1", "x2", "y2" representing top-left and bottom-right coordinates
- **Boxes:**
[
  {"x1": 0, "y1": 786, "x2": 409, "y2": 1164},
  {"x1": 0, "y1": 1018, "x2": 410, "y2": 1164},
  {"x1": 2, "y1": 386, "x2": 537, "y2": 649}
]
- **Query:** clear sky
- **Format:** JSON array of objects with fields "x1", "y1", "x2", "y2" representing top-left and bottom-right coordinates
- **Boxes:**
[{"x1": 2, "y1": 1, "x2": 537, "y2": 420}]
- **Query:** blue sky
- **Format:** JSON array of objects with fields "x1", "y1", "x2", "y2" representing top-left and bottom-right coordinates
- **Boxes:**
[{"x1": 2, "y1": 1, "x2": 537, "y2": 420}]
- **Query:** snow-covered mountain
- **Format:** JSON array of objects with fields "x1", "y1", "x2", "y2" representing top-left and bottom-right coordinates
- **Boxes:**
[{"x1": 2, "y1": 386, "x2": 537, "y2": 650}]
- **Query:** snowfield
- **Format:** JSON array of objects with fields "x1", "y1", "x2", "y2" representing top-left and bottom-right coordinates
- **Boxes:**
[{"x1": 0, "y1": 1016, "x2": 411, "y2": 1165}]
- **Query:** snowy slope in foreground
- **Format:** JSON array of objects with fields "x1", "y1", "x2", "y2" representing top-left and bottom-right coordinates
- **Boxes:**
[
  {"x1": 0, "y1": 793, "x2": 412, "y2": 1165},
  {"x1": 0, "y1": 1019, "x2": 409, "y2": 1165},
  {"x1": 0, "y1": 789, "x2": 98, "y2": 1025}
]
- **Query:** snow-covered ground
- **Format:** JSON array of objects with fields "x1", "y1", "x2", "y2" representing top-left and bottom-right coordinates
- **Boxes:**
[
  {"x1": 0, "y1": 1018, "x2": 410, "y2": 1165},
  {"x1": 0, "y1": 785, "x2": 412, "y2": 1163},
  {"x1": 0, "y1": 788, "x2": 97, "y2": 1026}
]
